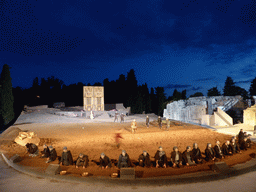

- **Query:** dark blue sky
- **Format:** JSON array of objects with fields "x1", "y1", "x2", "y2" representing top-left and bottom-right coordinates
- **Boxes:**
[{"x1": 1, "y1": 0, "x2": 256, "y2": 97}]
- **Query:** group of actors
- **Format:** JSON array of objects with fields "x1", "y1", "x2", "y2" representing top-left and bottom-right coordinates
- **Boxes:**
[
  {"x1": 114, "y1": 114, "x2": 169, "y2": 134},
  {"x1": 25, "y1": 129, "x2": 253, "y2": 169},
  {"x1": 130, "y1": 116, "x2": 167, "y2": 134},
  {"x1": 114, "y1": 112, "x2": 126, "y2": 123}
]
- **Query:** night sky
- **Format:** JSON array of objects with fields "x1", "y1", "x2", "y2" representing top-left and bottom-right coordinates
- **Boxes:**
[{"x1": 1, "y1": 0, "x2": 256, "y2": 97}]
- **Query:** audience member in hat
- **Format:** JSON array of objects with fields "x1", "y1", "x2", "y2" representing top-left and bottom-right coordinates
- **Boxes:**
[
  {"x1": 238, "y1": 129, "x2": 244, "y2": 144},
  {"x1": 117, "y1": 150, "x2": 131, "y2": 169},
  {"x1": 182, "y1": 146, "x2": 196, "y2": 166},
  {"x1": 246, "y1": 134, "x2": 252, "y2": 148},
  {"x1": 46, "y1": 145, "x2": 57, "y2": 163},
  {"x1": 154, "y1": 146, "x2": 167, "y2": 168},
  {"x1": 230, "y1": 138, "x2": 241, "y2": 154},
  {"x1": 60, "y1": 146, "x2": 73, "y2": 166},
  {"x1": 192, "y1": 143, "x2": 203, "y2": 164},
  {"x1": 171, "y1": 146, "x2": 182, "y2": 168},
  {"x1": 76, "y1": 153, "x2": 89, "y2": 168},
  {"x1": 40, "y1": 144, "x2": 50, "y2": 158},
  {"x1": 214, "y1": 141, "x2": 224, "y2": 159},
  {"x1": 222, "y1": 141, "x2": 233, "y2": 156},
  {"x1": 138, "y1": 150, "x2": 151, "y2": 167},
  {"x1": 25, "y1": 143, "x2": 39, "y2": 157},
  {"x1": 205, "y1": 143, "x2": 216, "y2": 161},
  {"x1": 99, "y1": 153, "x2": 112, "y2": 169}
]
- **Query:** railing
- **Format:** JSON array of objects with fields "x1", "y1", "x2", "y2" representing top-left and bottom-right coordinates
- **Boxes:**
[{"x1": 221, "y1": 98, "x2": 240, "y2": 111}]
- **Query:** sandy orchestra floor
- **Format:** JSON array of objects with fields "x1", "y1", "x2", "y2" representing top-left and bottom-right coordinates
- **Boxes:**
[{"x1": 1, "y1": 121, "x2": 256, "y2": 178}]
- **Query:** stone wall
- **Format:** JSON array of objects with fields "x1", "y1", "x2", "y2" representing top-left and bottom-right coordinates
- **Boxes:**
[
  {"x1": 243, "y1": 105, "x2": 256, "y2": 126},
  {"x1": 163, "y1": 96, "x2": 243, "y2": 126}
]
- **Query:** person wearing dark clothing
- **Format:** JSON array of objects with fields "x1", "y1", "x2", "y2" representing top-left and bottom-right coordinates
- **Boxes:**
[
  {"x1": 205, "y1": 143, "x2": 216, "y2": 161},
  {"x1": 146, "y1": 116, "x2": 149, "y2": 128},
  {"x1": 230, "y1": 139, "x2": 241, "y2": 154},
  {"x1": 138, "y1": 150, "x2": 151, "y2": 167},
  {"x1": 158, "y1": 116, "x2": 162, "y2": 129},
  {"x1": 60, "y1": 146, "x2": 73, "y2": 166},
  {"x1": 214, "y1": 141, "x2": 224, "y2": 159},
  {"x1": 192, "y1": 143, "x2": 203, "y2": 164},
  {"x1": 25, "y1": 143, "x2": 39, "y2": 157},
  {"x1": 171, "y1": 146, "x2": 183, "y2": 167},
  {"x1": 99, "y1": 153, "x2": 112, "y2": 169},
  {"x1": 240, "y1": 138, "x2": 248, "y2": 150},
  {"x1": 182, "y1": 146, "x2": 196, "y2": 166},
  {"x1": 222, "y1": 141, "x2": 233, "y2": 156},
  {"x1": 46, "y1": 145, "x2": 57, "y2": 163},
  {"x1": 117, "y1": 150, "x2": 131, "y2": 169},
  {"x1": 154, "y1": 146, "x2": 167, "y2": 168},
  {"x1": 246, "y1": 135, "x2": 252, "y2": 148},
  {"x1": 76, "y1": 153, "x2": 89, "y2": 168},
  {"x1": 40, "y1": 144, "x2": 50, "y2": 158},
  {"x1": 238, "y1": 129, "x2": 244, "y2": 144}
]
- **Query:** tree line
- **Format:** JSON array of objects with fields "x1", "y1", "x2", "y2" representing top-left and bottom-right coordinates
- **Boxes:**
[{"x1": 1, "y1": 63, "x2": 256, "y2": 132}]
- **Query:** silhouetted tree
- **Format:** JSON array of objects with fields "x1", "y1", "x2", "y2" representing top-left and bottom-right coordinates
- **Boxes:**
[
  {"x1": 93, "y1": 82, "x2": 102, "y2": 86},
  {"x1": 116, "y1": 74, "x2": 126, "y2": 104},
  {"x1": 249, "y1": 77, "x2": 256, "y2": 96},
  {"x1": 141, "y1": 83, "x2": 151, "y2": 113},
  {"x1": 132, "y1": 86, "x2": 144, "y2": 114},
  {"x1": 172, "y1": 89, "x2": 182, "y2": 101},
  {"x1": 0, "y1": 64, "x2": 15, "y2": 125},
  {"x1": 234, "y1": 86, "x2": 248, "y2": 100},
  {"x1": 150, "y1": 87, "x2": 157, "y2": 114},
  {"x1": 12, "y1": 86, "x2": 25, "y2": 117},
  {"x1": 155, "y1": 87, "x2": 166, "y2": 116},
  {"x1": 223, "y1": 76, "x2": 236, "y2": 96},
  {"x1": 181, "y1": 90, "x2": 187, "y2": 100},
  {"x1": 207, "y1": 87, "x2": 221, "y2": 96},
  {"x1": 190, "y1": 92, "x2": 204, "y2": 97},
  {"x1": 125, "y1": 69, "x2": 138, "y2": 110}
]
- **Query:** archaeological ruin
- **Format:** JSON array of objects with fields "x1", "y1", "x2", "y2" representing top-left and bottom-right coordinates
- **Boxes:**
[
  {"x1": 163, "y1": 96, "x2": 248, "y2": 126},
  {"x1": 83, "y1": 86, "x2": 104, "y2": 111}
]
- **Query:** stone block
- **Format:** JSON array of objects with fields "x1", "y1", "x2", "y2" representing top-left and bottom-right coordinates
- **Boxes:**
[
  {"x1": 212, "y1": 162, "x2": 230, "y2": 173},
  {"x1": 10, "y1": 154, "x2": 22, "y2": 163},
  {"x1": 45, "y1": 164, "x2": 62, "y2": 175},
  {"x1": 120, "y1": 168, "x2": 135, "y2": 179}
]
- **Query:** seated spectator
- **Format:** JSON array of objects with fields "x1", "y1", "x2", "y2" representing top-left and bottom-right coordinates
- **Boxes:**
[
  {"x1": 117, "y1": 150, "x2": 131, "y2": 169},
  {"x1": 40, "y1": 144, "x2": 50, "y2": 158},
  {"x1": 46, "y1": 145, "x2": 57, "y2": 163},
  {"x1": 154, "y1": 146, "x2": 167, "y2": 168},
  {"x1": 25, "y1": 143, "x2": 39, "y2": 157},
  {"x1": 60, "y1": 146, "x2": 73, "y2": 166},
  {"x1": 205, "y1": 143, "x2": 216, "y2": 161},
  {"x1": 138, "y1": 150, "x2": 151, "y2": 167},
  {"x1": 214, "y1": 141, "x2": 224, "y2": 159},
  {"x1": 240, "y1": 138, "x2": 248, "y2": 150},
  {"x1": 182, "y1": 146, "x2": 196, "y2": 166},
  {"x1": 76, "y1": 153, "x2": 89, "y2": 169},
  {"x1": 238, "y1": 129, "x2": 244, "y2": 144},
  {"x1": 222, "y1": 141, "x2": 233, "y2": 156},
  {"x1": 246, "y1": 134, "x2": 252, "y2": 148},
  {"x1": 192, "y1": 143, "x2": 203, "y2": 164},
  {"x1": 99, "y1": 153, "x2": 112, "y2": 169},
  {"x1": 171, "y1": 146, "x2": 182, "y2": 168},
  {"x1": 230, "y1": 138, "x2": 241, "y2": 154}
]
